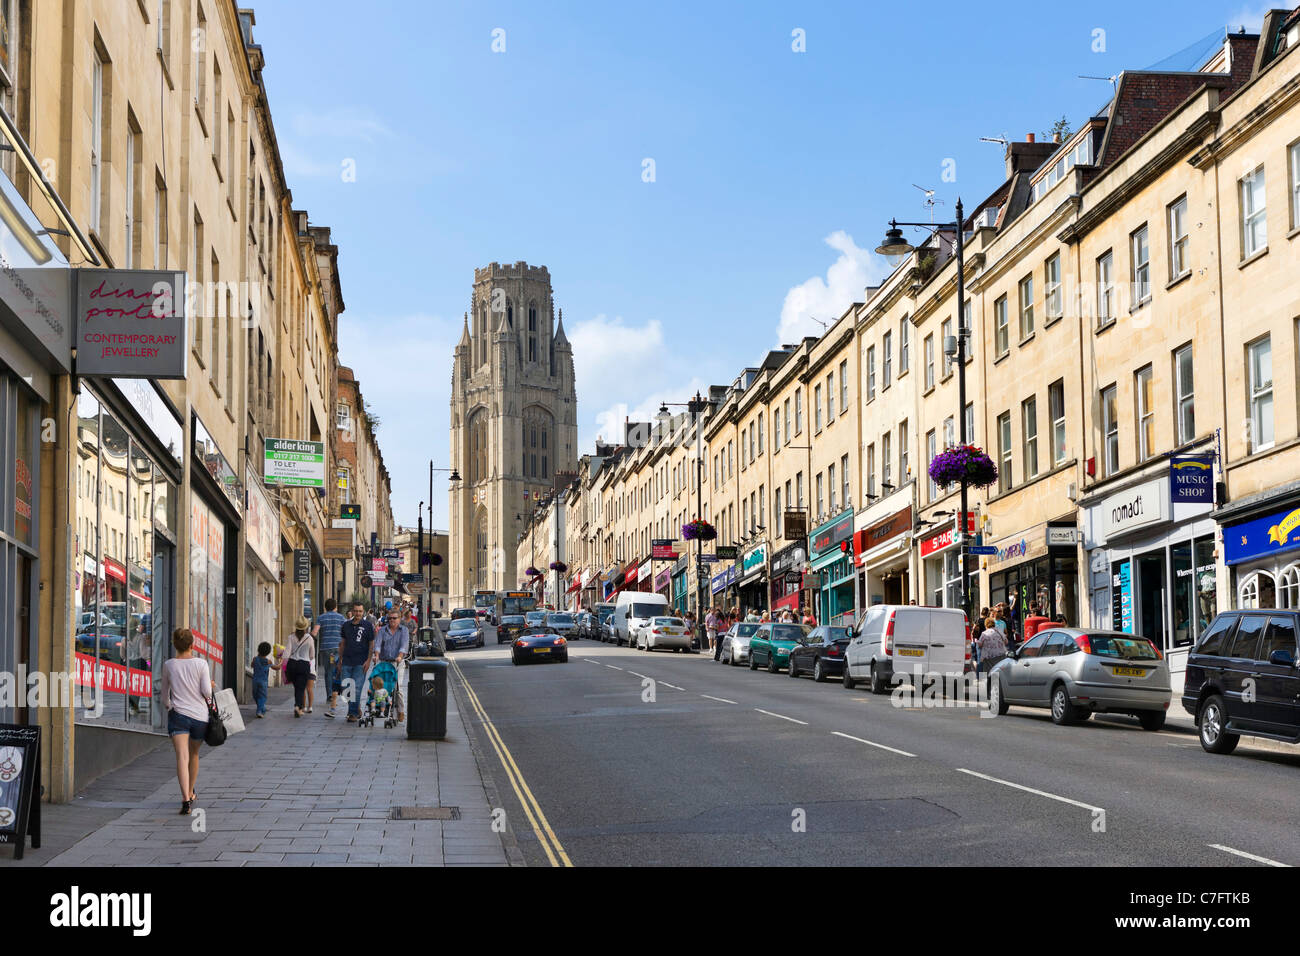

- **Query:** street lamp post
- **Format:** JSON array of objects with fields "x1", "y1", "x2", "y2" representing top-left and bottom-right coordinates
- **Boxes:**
[
  {"x1": 877, "y1": 199, "x2": 971, "y2": 621},
  {"x1": 424, "y1": 462, "x2": 460, "y2": 622},
  {"x1": 660, "y1": 392, "x2": 709, "y2": 651}
]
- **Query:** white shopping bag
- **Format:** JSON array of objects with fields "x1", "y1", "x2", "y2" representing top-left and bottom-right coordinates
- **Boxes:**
[{"x1": 214, "y1": 687, "x2": 246, "y2": 735}]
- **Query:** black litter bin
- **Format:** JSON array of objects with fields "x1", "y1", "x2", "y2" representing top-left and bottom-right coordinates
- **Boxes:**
[{"x1": 407, "y1": 657, "x2": 449, "y2": 740}]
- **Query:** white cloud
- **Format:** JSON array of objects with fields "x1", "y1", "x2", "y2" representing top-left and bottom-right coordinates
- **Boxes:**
[
  {"x1": 777, "y1": 230, "x2": 885, "y2": 343},
  {"x1": 569, "y1": 313, "x2": 712, "y2": 451},
  {"x1": 290, "y1": 108, "x2": 394, "y2": 143},
  {"x1": 336, "y1": 312, "x2": 460, "y2": 528}
]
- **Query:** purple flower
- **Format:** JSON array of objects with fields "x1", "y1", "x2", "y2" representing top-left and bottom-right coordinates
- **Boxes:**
[{"x1": 928, "y1": 444, "x2": 998, "y2": 489}]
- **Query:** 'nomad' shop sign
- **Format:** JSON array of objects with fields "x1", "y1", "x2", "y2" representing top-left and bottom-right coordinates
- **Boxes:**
[{"x1": 75, "y1": 270, "x2": 188, "y2": 378}]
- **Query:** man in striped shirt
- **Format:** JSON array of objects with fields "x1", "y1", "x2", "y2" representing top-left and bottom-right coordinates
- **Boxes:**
[{"x1": 313, "y1": 598, "x2": 346, "y2": 718}]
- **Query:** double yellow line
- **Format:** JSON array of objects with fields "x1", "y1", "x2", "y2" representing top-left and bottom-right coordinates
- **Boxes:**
[{"x1": 451, "y1": 658, "x2": 573, "y2": 867}]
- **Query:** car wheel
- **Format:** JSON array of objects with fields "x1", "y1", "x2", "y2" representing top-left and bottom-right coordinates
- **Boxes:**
[
  {"x1": 1050, "y1": 684, "x2": 1082, "y2": 725},
  {"x1": 787, "y1": 656, "x2": 799, "y2": 677},
  {"x1": 870, "y1": 664, "x2": 887, "y2": 695},
  {"x1": 842, "y1": 665, "x2": 856, "y2": 690},
  {"x1": 813, "y1": 658, "x2": 826, "y2": 683},
  {"x1": 988, "y1": 675, "x2": 1009, "y2": 715},
  {"x1": 767, "y1": 654, "x2": 779, "y2": 674},
  {"x1": 749, "y1": 653, "x2": 759, "y2": 671},
  {"x1": 1137, "y1": 710, "x2": 1166, "y2": 731},
  {"x1": 1198, "y1": 695, "x2": 1240, "y2": 754}
]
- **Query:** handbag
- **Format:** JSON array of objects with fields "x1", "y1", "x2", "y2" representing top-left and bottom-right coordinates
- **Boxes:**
[{"x1": 204, "y1": 695, "x2": 228, "y2": 747}]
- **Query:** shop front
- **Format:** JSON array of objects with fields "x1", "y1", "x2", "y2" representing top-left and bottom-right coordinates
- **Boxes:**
[
  {"x1": 738, "y1": 541, "x2": 768, "y2": 614},
  {"x1": 72, "y1": 380, "x2": 183, "y2": 739},
  {"x1": 769, "y1": 541, "x2": 804, "y2": 614},
  {"x1": 984, "y1": 521, "x2": 1079, "y2": 636},
  {"x1": 244, "y1": 463, "x2": 279, "y2": 694},
  {"x1": 654, "y1": 566, "x2": 672, "y2": 600},
  {"x1": 191, "y1": 414, "x2": 242, "y2": 691},
  {"x1": 710, "y1": 564, "x2": 737, "y2": 607},
  {"x1": 672, "y1": 556, "x2": 688, "y2": 614},
  {"x1": 1080, "y1": 471, "x2": 1216, "y2": 679},
  {"x1": 637, "y1": 558, "x2": 654, "y2": 594},
  {"x1": 1219, "y1": 488, "x2": 1300, "y2": 610},
  {"x1": 855, "y1": 505, "x2": 912, "y2": 606},
  {"x1": 920, "y1": 513, "x2": 977, "y2": 610},
  {"x1": 809, "y1": 510, "x2": 854, "y2": 626}
]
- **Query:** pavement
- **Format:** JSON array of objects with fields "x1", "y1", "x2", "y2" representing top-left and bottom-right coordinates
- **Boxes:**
[
  {"x1": 453, "y1": 640, "x2": 1300, "y2": 867},
  {"x1": 6, "y1": 663, "x2": 522, "y2": 867}
]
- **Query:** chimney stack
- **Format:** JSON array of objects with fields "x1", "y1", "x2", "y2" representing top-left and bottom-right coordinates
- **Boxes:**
[{"x1": 1027, "y1": 133, "x2": 1036, "y2": 143}]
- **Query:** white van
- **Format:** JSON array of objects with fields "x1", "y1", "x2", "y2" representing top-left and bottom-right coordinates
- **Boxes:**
[
  {"x1": 842, "y1": 605, "x2": 970, "y2": 694},
  {"x1": 612, "y1": 592, "x2": 670, "y2": 647}
]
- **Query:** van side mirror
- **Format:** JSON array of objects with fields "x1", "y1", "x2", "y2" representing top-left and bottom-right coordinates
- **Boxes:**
[{"x1": 1269, "y1": 648, "x2": 1295, "y2": 667}]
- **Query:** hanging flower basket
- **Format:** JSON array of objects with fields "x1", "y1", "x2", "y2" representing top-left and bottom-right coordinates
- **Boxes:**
[
  {"x1": 549, "y1": 561, "x2": 567, "y2": 573},
  {"x1": 525, "y1": 566, "x2": 540, "y2": 577},
  {"x1": 928, "y1": 444, "x2": 999, "y2": 489},
  {"x1": 681, "y1": 518, "x2": 717, "y2": 541}
]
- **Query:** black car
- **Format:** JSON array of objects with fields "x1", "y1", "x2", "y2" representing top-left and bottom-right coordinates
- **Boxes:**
[
  {"x1": 510, "y1": 629, "x2": 569, "y2": 665},
  {"x1": 498, "y1": 614, "x2": 527, "y2": 644},
  {"x1": 1182, "y1": 609, "x2": 1300, "y2": 754},
  {"x1": 787, "y1": 625, "x2": 852, "y2": 682}
]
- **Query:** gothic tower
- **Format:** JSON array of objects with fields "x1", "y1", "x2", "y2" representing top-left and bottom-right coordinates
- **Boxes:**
[{"x1": 449, "y1": 262, "x2": 577, "y2": 606}]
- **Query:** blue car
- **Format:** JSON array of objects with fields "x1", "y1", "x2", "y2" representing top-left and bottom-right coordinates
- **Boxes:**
[{"x1": 445, "y1": 619, "x2": 483, "y2": 649}]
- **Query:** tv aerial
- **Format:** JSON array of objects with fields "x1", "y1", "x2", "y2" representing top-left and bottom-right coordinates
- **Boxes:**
[{"x1": 912, "y1": 184, "x2": 944, "y2": 223}]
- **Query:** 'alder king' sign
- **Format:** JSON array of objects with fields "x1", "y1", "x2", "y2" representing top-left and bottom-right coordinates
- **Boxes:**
[
  {"x1": 264, "y1": 438, "x2": 326, "y2": 487},
  {"x1": 74, "y1": 270, "x2": 188, "y2": 378}
]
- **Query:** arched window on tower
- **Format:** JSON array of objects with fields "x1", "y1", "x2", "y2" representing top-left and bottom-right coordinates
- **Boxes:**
[
  {"x1": 507, "y1": 301, "x2": 514, "y2": 329},
  {"x1": 528, "y1": 303, "x2": 538, "y2": 362},
  {"x1": 522, "y1": 406, "x2": 554, "y2": 481},
  {"x1": 475, "y1": 510, "x2": 488, "y2": 590},
  {"x1": 468, "y1": 409, "x2": 488, "y2": 484}
]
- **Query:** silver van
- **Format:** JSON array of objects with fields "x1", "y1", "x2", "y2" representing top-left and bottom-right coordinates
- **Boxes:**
[{"x1": 842, "y1": 605, "x2": 970, "y2": 694}]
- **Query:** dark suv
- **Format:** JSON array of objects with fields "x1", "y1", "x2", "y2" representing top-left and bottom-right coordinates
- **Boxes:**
[{"x1": 1182, "y1": 610, "x2": 1300, "y2": 754}]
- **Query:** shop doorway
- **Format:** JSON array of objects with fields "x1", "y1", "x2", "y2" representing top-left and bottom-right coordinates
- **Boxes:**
[{"x1": 1137, "y1": 550, "x2": 1167, "y2": 650}]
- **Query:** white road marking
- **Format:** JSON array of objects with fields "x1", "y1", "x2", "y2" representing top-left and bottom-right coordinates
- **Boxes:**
[
  {"x1": 660, "y1": 682, "x2": 684, "y2": 690},
  {"x1": 604, "y1": 665, "x2": 623, "y2": 671},
  {"x1": 956, "y1": 768, "x2": 1103, "y2": 813},
  {"x1": 1208, "y1": 844, "x2": 1289, "y2": 867},
  {"x1": 627, "y1": 671, "x2": 647, "y2": 679},
  {"x1": 700, "y1": 694, "x2": 737, "y2": 704},
  {"x1": 755, "y1": 708, "x2": 808, "y2": 725},
  {"x1": 584, "y1": 659, "x2": 602, "y2": 664},
  {"x1": 830, "y1": 731, "x2": 915, "y2": 757}
]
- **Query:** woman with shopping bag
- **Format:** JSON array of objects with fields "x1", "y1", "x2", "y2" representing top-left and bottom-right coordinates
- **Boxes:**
[{"x1": 158, "y1": 628, "x2": 217, "y2": 815}]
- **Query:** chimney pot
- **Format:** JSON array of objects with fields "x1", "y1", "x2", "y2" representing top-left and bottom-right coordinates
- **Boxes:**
[{"x1": 1027, "y1": 133, "x2": 1036, "y2": 143}]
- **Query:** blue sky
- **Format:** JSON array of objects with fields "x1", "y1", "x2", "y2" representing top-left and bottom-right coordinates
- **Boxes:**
[{"x1": 252, "y1": 0, "x2": 1273, "y2": 530}]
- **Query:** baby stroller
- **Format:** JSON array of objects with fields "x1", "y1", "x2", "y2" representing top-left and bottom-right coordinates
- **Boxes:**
[{"x1": 359, "y1": 661, "x2": 398, "y2": 729}]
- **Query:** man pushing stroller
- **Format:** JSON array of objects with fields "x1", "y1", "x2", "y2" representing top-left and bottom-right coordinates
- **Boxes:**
[{"x1": 371, "y1": 606, "x2": 409, "y2": 724}]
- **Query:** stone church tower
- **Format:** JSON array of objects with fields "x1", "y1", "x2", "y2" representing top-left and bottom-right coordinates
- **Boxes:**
[{"x1": 449, "y1": 262, "x2": 577, "y2": 606}]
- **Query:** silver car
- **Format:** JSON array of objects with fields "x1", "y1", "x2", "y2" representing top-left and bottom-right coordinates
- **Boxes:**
[
  {"x1": 719, "y1": 623, "x2": 761, "y2": 666},
  {"x1": 987, "y1": 627, "x2": 1171, "y2": 729},
  {"x1": 545, "y1": 611, "x2": 578, "y2": 639}
]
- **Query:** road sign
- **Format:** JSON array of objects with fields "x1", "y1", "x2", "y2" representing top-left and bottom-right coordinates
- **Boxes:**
[
  {"x1": 714, "y1": 545, "x2": 738, "y2": 560},
  {"x1": 401, "y1": 573, "x2": 423, "y2": 583},
  {"x1": 965, "y1": 545, "x2": 997, "y2": 556},
  {"x1": 382, "y1": 548, "x2": 400, "y2": 559},
  {"x1": 699, "y1": 554, "x2": 720, "y2": 564}
]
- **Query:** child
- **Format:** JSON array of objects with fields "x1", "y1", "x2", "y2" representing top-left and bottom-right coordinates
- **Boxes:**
[
  {"x1": 370, "y1": 675, "x2": 390, "y2": 716},
  {"x1": 251, "y1": 642, "x2": 273, "y2": 717}
]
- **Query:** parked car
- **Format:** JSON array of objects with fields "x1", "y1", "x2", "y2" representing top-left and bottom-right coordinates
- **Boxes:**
[
  {"x1": 511, "y1": 628, "x2": 569, "y2": 665},
  {"x1": 749, "y1": 623, "x2": 812, "y2": 673},
  {"x1": 787, "y1": 625, "x2": 852, "y2": 682},
  {"x1": 987, "y1": 627, "x2": 1171, "y2": 729},
  {"x1": 74, "y1": 624, "x2": 126, "y2": 664},
  {"x1": 445, "y1": 618, "x2": 483, "y2": 649},
  {"x1": 719, "y1": 622, "x2": 761, "y2": 666},
  {"x1": 1182, "y1": 610, "x2": 1300, "y2": 754},
  {"x1": 636, "y1": 616, "x2": 691, "y2": 652},
  {"x1": 612, "y1": 592, "x2": 669, "y2": 646},
  {"x1": 498, "y1": 614, "x2": 527, "y2": 644},
  {"x1": 546, "y1": 611, "x2": 578, "y2": 640},
  {"x1": 594, "y1": 602, "x2": 617, "y2": 642},
  {"x1": 843, "y1": 605, "x2": 970, "y2": 694}
]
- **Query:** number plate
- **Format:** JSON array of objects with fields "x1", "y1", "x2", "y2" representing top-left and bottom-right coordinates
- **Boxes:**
[
  {"x1": 533, "y1": 648, "x2": 551, "y2": 654},
  {"x1": 1110, "y1": 665, "x2": 1145, "y2": 677},
  {"x1": 897, "y1": 648, "x2": 925, "y2": 657}
]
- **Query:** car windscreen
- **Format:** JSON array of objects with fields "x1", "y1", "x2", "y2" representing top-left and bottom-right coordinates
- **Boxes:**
[
  {"x1": 631, "y1": 604, "x2": 663, "y2": 619},
  {"x1": 770, "y1": 625, "x2": 810, "y2": 641},
  {"x1": 548, "y1": 614, "x2": 574, "y2": 624},
  {"x1": 733, "y1": 623, "x2": 760, "y2": 637},
  {"x1": 825, "y1": 627, "x2": 850, "y2": 641},
  {"x1": 449, "y1": 620, "x2": 476, "y2": 631},
  {"x1": 502, "y1": 616, "x2": 525, "y2": 624},
  {"x1": 450, "y1": 609, "x2": 476, "y2": 620},
  {"x1": 1085, "y1": 634, "x2": 1160, "y2": 660},
  {"x1": 526, "y1": 612, "x2": 546, "y2": 621}
]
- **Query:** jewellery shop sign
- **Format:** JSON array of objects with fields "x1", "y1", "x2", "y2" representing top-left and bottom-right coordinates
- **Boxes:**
[{"x1": 74, "y1": 270, "x2": 189, "y2": 378}]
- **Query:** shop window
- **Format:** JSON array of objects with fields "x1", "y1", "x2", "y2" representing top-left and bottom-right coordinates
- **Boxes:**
[
  {"x1": 1279, "y1": 564, "x2": 1300, "y2": 609},
  {"x1": 1239, "y1": 571, "x2": 1276, "y2": 610}
]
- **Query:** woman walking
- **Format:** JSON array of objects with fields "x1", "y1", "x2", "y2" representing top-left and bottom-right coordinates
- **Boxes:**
[
  {"x1": 283, "y1": 616, "x2": 316, "y2": 718},
  {"x1": 158, "y1": 628, "x2": 214, "y2": 815}
]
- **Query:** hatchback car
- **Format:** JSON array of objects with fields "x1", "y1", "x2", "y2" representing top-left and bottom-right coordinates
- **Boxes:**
[
  {"x1": 525, "y1": 611, "x2": 548, "y2": 630},
  {"x1": 497, "y1": 614, "x2": 527, "y2": 644},
  {"x1": 1181, "y1": 610, "x2": 1300, "y2": 754},
  {"x1": 987, "y1": 627, "x2": 1171, "y2": 729},
  {"x1": 546, "y1": 611, "x2": 578, "y2": 640},
  {"x1": 719, "y1": 623, "x2": 761, "y2": 665},
  {"x1": 787, "y1": 625, "x2": 852, "y2": 682},
  {"x1": 637, "y1": 616, "x2": 691, "y2": 652},
  {"x1": 445, "y1": 618, "x2": 483, "y2": 649},
  {"x1": 749, "y1": 623, "x2": 812, "y2": 673}
]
